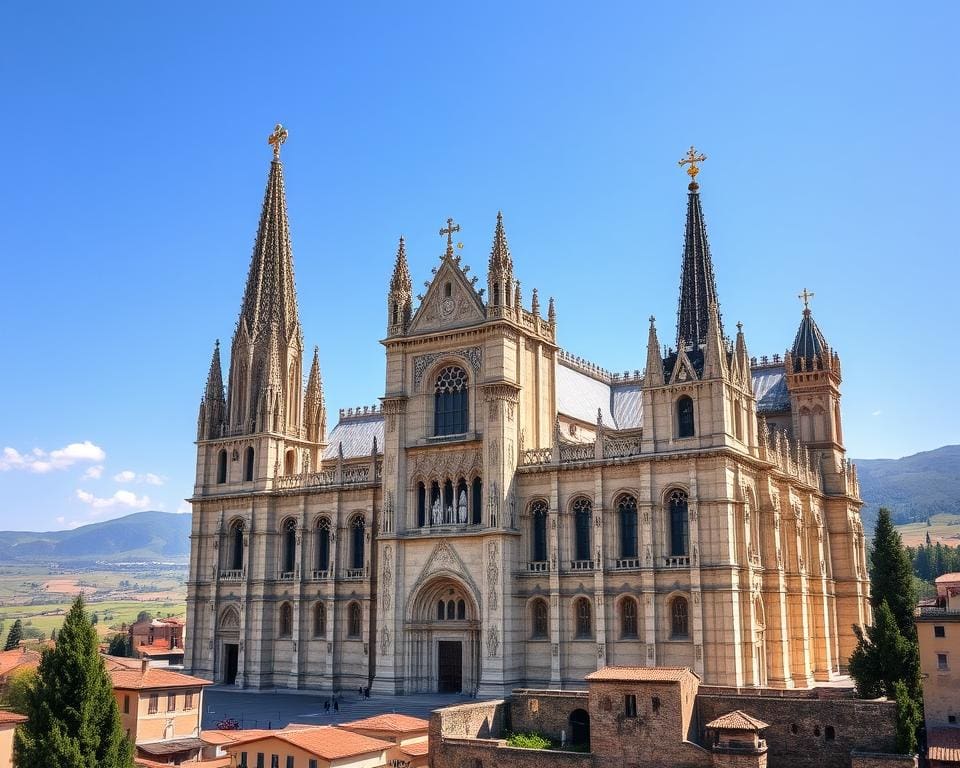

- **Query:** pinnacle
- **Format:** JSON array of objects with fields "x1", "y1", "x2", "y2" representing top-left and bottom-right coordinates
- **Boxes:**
[
  {"x1": 204, "y1": 339, "x2": 225, "y2": 402},
  {"x1": 676, "y1": 183, "x2": 722, "y2": 349},
  {"x1": 488, "y1": 210, "x2": 513, "y2": 273},
  {"x1": 390, "y1": 236, "x2": 412, "y2": 294}
]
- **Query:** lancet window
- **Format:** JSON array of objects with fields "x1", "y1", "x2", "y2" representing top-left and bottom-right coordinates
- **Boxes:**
[
  {"x1": 350, "y1": 515, "x2": 365, "y2": 571},
  {"x1": 531, "y1": 500, "x2": 548, "y2": 563},
  {"x1": 281, "y1": 518, "x2": 297, "y2": 574},
  {"x1": 434, "y1": 366, "x2": 469, "y2": 436},
  {"x1": 315, "y1": 518, "x2": 331, "y2": 572},
  {"x1": 668, "y1": 489, "x2": 689, "y2": 557},
  {"x1": 573, "y1": 498, "x2": 592, "y2": 562},
  {"x1": 677, "y1": 395, "x2": 695, "y2": 438},
  {"x1": 228, "y1": 519, "x2": 244, "y2": 571},
  {"x1": 618, "y1": 494, "x2": 638, "y2": 559}
]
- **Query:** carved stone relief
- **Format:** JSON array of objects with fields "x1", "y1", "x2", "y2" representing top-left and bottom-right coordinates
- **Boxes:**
[{"x1": 413, "y1": 347, "x2": 482, "y2": 391}]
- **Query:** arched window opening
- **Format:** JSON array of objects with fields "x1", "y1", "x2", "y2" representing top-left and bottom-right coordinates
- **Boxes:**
[
  {"x1": 573, "y1": 498, "x2": 592, "y2": 562},
  {"x1": 244, "y1": 447, "x2": 255, "y2": 481},
  {"x1": 618, "y1": 495, "x2": 638, "y2": 559},
  {"x1": 531, "y1": 501, "x2": 548, "y2": 562},
  {"x1": 575, "y1": 597, "x2": 592, "y2": 638},
  {"x1": 532, "y1": 599, "x2": 548, "y2": 638},
  {"x1": 456, "y1": 477, "x2": 469, "y2": 524},
  {"x1": 351, "y1": 516, "x2": 365, "y2": 570},
  {"x1": 799, "y1": 406, "x2": 813, "y2": 443},
  {"x1": 229, "y1": 520, "x2": 244, "y2": 571},
  {"x1": 437, "y1": 600, "x2": 445, "y2": 621},
  {"x1": 671, "y1": 597, "x2": 689, "y2": 638},
  {"x1": 313, "y1": 602, "x2": 326, "y2": 637},
  {"x1": 677, "y1": 396, "x2": 695, "y2": 438},
  {"x1": 315, "y1": 518, "x2": 330, "y2": 572},
  {"x1": 281, "y1": 518, "x2": 297, "y2": 574},
  {"x1": 430, "y1": 482, "x2": 441, "y2": 525},
  {"x1": 621, "y1": 597, "x2": 638, "y2": 638},
  {"x1": 434, "y1": 366, "x2": 469, "y2": 436},
  {"x1": 417, "y1": 482, "x2": 427, "y2": 527},
  {"x1": 457, "y1": 599, "x2": 466, "y2": 620},
  {"x1": 447, "y1": 600, "x2": 456, "y2": 620},
  {"x1": 216, "y1": 449, "x2": 227, "y2": 484},
  {"x1": 493, "y1": 284, "x2": 501, "y2": 307},
  {"x1": 444, "y1": 281, "x2": 452, "y2": 298},
  {"x1": 569, "y1": 709, "x2": 590, "y2": 748},
  {"x1": 444, "y1": 479, "x2": 455, "y2": 523},
  {"x1": 668, "y1": 490, "x2": 689, "y2": 557},
  {"x1": 472, "y1": 477, "x2": 482, "y2": 525},
  {"x1": 348, "y1": 602, "x2": 362, "y2": 638},
  {"x1": 825, "y1": 726, "x2": 836, "y2": 741},
  {"x1": 813, "y1": 405, "x2": 827, "y2": 442},
  {"x1": 284, "y1": 449, "x2": 296, "y2": 475},
  {"x1": 279, "y1": 602, "x2": 293, "y2": 637},
  {"x1": 734, "y1": 399, "x2": 743, "y2": 441}
]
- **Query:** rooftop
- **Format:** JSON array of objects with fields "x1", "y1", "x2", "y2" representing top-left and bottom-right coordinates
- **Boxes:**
[
  {"x1": 705, "y1": 710, "x2": 770, "y2": 731},
  {"x1": 108, "y1": 661, "x2": 211, "y2": 691},
  {"x1": 0, "y1": 711, "x2": 28, "y2": 725},
  {"x1": 928, "y1": 728, "x2": 960, "y2": 764},
  {"x1": 584, "y1": 666, "x2": 698, "y2": 683},
  {"x1": 340, "y1": 713, "x2": 430, "y2": 733},
  {"x1": 209, "y1": 725, "x2": 394, "y2": 760}
]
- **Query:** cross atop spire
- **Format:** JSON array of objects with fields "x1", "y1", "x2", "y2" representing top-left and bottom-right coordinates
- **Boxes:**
[
  {"x1": 798, "y1": 287, "x2": 815, "y2": 314},
  {"x1": 440, "y1": 217, "x2": 460, "y2": 258},
  {"x1": 268, "y1": 123, "x2": 288, "y2": 161},
  {"x1": 679, "y1": 145, "x2": 707, "y2": 191}
]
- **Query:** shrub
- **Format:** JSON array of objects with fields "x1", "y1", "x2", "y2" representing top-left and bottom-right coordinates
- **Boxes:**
[{"x1": 506, "y1": 732, "x2": 552, "y2": 750}]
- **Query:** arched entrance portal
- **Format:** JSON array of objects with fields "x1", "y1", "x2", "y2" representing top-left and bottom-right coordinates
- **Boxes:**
[
  {"x1": 569, "y1": 708, "x2": 590, "y2": 748},
  {"x1": 405, "y1": 576, "x2": 480, "y2": 694}
]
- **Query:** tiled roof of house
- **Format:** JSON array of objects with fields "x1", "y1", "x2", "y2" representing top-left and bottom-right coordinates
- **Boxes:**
[
  {"x1": 705, "y1": 710, "x2": 769, "y2": 731},
  {"x1": 213, "y1": 726, "x2": 393, "y2": 760},
  {"x1": 0, "y1": 711, "x2": 28, "y2": 725},
  {"x1": 928, "y1": 728, "x2": 960, "y2": 763},
  {"x1": 0, "y1": 648, "x2": 40, "y2": 677},
  {"x1": 400, "y1": 741, "x2": 430, "y2": 757},
  {"x1": 585, "y1": 666, "x2": 697, "y2": 682},
  {"x1": 135, "y1": 643, "x2": 184, "y2": 657},
  {"x1": 109, "y1": 666, "x2": 211, "y2": 691},
  {"x1": 340, "y1": 713, "x2": 429, "y2": 733}
]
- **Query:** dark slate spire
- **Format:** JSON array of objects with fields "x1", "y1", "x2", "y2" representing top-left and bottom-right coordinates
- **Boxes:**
[
  {"x1": 676, "y1": 146, "x2": 723, "y2": 350},
  {"x1": 790, "y1": 293, "x2": 829, "y2": 372}
]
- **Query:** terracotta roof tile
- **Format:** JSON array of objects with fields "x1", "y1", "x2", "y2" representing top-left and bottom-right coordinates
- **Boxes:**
[
  {"x1": 110, "y1": 666, "x2": 211, "y2": 691},
  {"x1": 0, "y1": 648, "x2": 40, "y2": 677},
  {"x1": 340, "y1": 713, "x2": 429, "y2": 734},
  {"x1": 929, "y1": 728, "x2": 960, "y2": 763},
  {"x1": 136, "y1": 644, "x2": 184, "y2": 657},
  {"x1": 216, "y1": 726, "x2": 393, "y2": 760},
  {"x1": 705, "y1": 710, "x2": 769, "y2": 731},
  {"x1": 400, "y1": 741, "x2": 430, "y2": 757},
  {"x1": 585, "y1": 666, "x2": 697, "y2": 682},
  {"x1": 0, "y1": 711, "x2": 28, "y2": 725}
]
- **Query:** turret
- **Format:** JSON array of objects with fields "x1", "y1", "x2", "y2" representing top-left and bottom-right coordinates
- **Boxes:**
[
  {"x1": 197, "y1": 339, "x2": 225, "y2": 440},
  {"x1": 304, "y1": 346, "x2": 327, "y2": 447},
  {"x1": 387, "y1": 236, "x2": 413, "y2": 336},
  {"x1": 486, "y1": 211, "x2": 514, "y2": 317}
]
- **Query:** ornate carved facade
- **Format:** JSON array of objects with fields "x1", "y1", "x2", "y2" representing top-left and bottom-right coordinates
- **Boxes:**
[{"x1": 185, "y1": 137, "x2": 870, "y2": 695}]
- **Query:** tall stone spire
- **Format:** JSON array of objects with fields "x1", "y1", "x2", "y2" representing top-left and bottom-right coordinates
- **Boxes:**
[
  {"x1": 197, "y1": 339, "x2": 225, "y2": 440},
  {"x1": 676, "y1": 147, "x2": 723, "y2": 350},
  {"x1": 387, "y1": 236, "x2": 413, "y2": 335},
  {"x1": 487, "y1": 211, "x2": 514, "y2": 313},
  {"x1": 644, "y1": 316, "x2": 664, "y2": 387},
  {"x1": 304, "y1": 346, "x2": 327, "y2": 445}
]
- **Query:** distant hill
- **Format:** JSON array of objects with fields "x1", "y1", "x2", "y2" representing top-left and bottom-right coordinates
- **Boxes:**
[
  {"x1": 0, "y1": 511, "x2": 192, "y2": 563},
  {"x1": 854, "y1": 445, "x2": 960, "y2": 528}
]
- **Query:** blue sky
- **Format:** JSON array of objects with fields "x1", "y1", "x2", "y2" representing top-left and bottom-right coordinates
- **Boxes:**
[{"x1": 0, "y1": 2, "x2": 956, "y2": 531}]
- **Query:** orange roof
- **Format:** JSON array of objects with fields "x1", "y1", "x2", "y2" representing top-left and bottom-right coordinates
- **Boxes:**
[
  {"x1": 216, "y1": 726, "x2": 393, "y2": 760},
  {"x1": 0, "y1": 648, "x2": 40, "y2": 677},
  {"x1": 340, "y1": 713, "x2": 430, "y2": 734},
  {"x1": 0, "y1": 711, "x2": 28, "y2": 725},
  {"x1": 935, "y1": 573, "x2": 960, "y2": 584},
  {"x1": 110, "y1": 666, "x2": 211, "y2": 691},
  {"x1": 400, "y1": 741, "x2": 430, "y2": 757},
  {"x1": 705, "y1": 710, "x2": 769, "y2": 731},
  {"x1": 136, "y1": 758, "x2": 229, "y2": 768},
  {"x1": 929, "y1": 729, "x2": 960, "y2": 764},
  {"x1": 136, "y1": 644, "x2": 184, "y2": 657},
  {"x1": 585, "y1": 666, "x2": 697, "y2": 682}
]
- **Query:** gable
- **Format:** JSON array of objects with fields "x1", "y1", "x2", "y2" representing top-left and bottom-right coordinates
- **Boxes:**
[{"x1": 407, "y1": 258, "x2": 486, "y2": 335}]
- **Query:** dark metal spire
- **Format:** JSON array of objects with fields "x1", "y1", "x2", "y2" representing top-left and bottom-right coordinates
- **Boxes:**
[{"x1": 791, "y1": 301, "x2": 828, "y2": 372}]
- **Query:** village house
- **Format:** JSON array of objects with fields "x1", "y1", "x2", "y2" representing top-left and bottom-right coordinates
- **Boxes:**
[
  {"x1": 129, "y1": 618, "x2": 186, "y2": 666},
  {"x1": 0, "y1": 711, "x2": 26, "y2": 768}
]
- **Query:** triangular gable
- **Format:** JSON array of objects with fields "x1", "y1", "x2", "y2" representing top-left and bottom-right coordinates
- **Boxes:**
[
  {"x1": 670, "y1": 348, "x2": 699, "y2": 384},
  {"x1": 405, "y1": 539, "x2": 483, "y2": 616},
  {"x1": 408, "y1": 257, "x2": 486, "y2": 335}
]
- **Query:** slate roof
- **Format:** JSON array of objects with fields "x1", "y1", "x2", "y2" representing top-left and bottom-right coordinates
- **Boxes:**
[
  {"x1": 611, "y1": 383, "x2": 643, "y2": 429},
  {"x1": 323, "y1": 414, "x2": 384, "y2": 460},
  {"x1": 676, "y1": 186, "x2": 723, "y2": 348},
  {"x1": 752, "y1": 366, "x2": 790, "y2": 413},
  {"x1": 705, "y1": 710, "x2": 769, "y2": 731},
  {"x1": 585, "y1": 666, "x2": 697, "y2": 682},
  {"x1": 791, "y1": 309, "x2": 827, "y2": 370},
  {"x1": 556, "y1": 362, "x2": 643, "y2": 430}
]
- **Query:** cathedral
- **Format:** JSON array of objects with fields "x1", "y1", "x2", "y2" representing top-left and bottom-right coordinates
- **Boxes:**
[{"x1": 184, "y1": 128, "x2": 871, "y2": 696}]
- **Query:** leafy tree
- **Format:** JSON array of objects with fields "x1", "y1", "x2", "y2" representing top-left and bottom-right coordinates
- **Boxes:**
[
  {"x1": 135, "y1": 611, "x2": 152, "y2": 623},
  {"x1": 13, "y1": 595, "x2": 133, "y2": 768},
  {"x1": 91, "y1": 613, "x2": 99, "y2": 625},
  {"x1": 848, "y1": 601, "x2": 921, "y2": 700},
  {"x1": 4, "y1": 619, "x2": 23, "y2": 650},
  {"x1": 1, "y1": 666, "x2": 37, "y2": 714},
  {"x1": 892, "y1": 680, "x2": 921, "y2": 754},
  {"x1": 50, "y1": 628, "x2": 57, "y2": 643},
  {"x1": 107, "y1": 634, "x2": 130, "y2": 658},
  {"x1": 869, "y1": 508, "x2": 917, "y2": 638}
]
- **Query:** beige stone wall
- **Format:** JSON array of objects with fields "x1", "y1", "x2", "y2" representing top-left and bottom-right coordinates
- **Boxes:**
[
  {"x1": 916, "y1": 616, "x2": 960, "y2": 727},
  {"x1": 114, "y1": 687, "x2": 203, "y2": 744},
  {"x1": 0, "y1": 722, "x2": 18, "y2": 768}
]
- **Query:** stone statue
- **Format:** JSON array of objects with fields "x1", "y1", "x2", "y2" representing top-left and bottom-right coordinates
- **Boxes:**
[
  {"x1": 445, "y1": 504, "x2": 454, "y2": 524},
  {"x1": 431, "y1": 496, "x2": 442, "y2": 526},
  {"x1": 458, "y1": 490, "x2": 468, "y2": 523}
]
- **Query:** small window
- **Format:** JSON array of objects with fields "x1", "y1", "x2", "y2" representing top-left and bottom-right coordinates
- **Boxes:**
[
  {"x1": 216, "y1": 449, "x2": 227, "y2": 484},
  {"x1": 239, "y1": 753, "x2": 248, "y2": 768},
  {"x1": 123, "y1": 694, "x2": 130, "y2": 714},
  {"x1": 532, "y1": 599, "x2": 548, "y2": 639},
  {"x1": 624, "y1": 694, "x2": 637, "y2": 718},
  {"x1": 256, "y1": 755, "x2": 264, "y2": 768},
  {"x1": 790, "y1": 723, "x2": 799, "y2": 735},
  {"x1": 575, "y1": 597, "x2": 592, "y2": 638},
  {"x1": 148, "y1": 693, "x2": 158, "y2": 714},
  {"x1": 314, "y1": 602, "x2": 326, "y2": 637},
  {"x1": 244, "y1": 446, "x2": 255, "y2": 481},
  {"x1": 652, "y1": 696, "x2": 661, "y2": 714},
  {"x1": 531, "y1": 500, "x2": 548, "y2": 562},
  {"x1": 286, "y1": 757, "x2": 294, "y2": 768},
  {"x1": 184, "y1": 692, "x2": 193, "y2": 710},
  {"x1": 279, "y1": 602, "x2": 293, "y2": 637},
  {"x1": 825, "y1": 726, "x2": 835, "y2": 740},
  {"x1": 671, "y1": 597, "x2": 689, "y2": 637},
  {"x1": 621, "y1": 597, "x2": 638, "y2": 638},
  {"x1": 935, "y1": 625, "x2": 946, "y2": 638},
  {"x1": 444, "y1": 281, "x2": 452, "y2": 297},
  {"x1": 167, "y1": 692, "x2": 176, "y2": 712},
  {"x1": 348, "y1": 602, "x2": 362, "y2": 638},
  {"x1": 677, "y1": 395, "x2": 695, "y2": 438},
  {"x1": 949, "y1": 715, "x2": 957, "y2": 724},
  {"x1": 938, "y1": 653, "x2": 949, "y2": 671},
  {"x1": 271, "y1": 756, "x2": 279, "y2": 768},
  {"x1": 573, "y1": 498, "x2": 592, "y2": 562},
  {"x1": 457, "y1": 599, "x2": 466, "y2": 620},
  {"x1": 310, "y1": 761, "x2": 318, "y2": 768}
]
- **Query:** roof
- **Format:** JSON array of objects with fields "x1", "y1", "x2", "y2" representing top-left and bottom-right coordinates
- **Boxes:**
[
  {"x1": 216, "y1": 726, "x2": 393, "y2": 760},
  {"x1": 928, "y1": 728, "x2": 960, "y2": 763},
  {"x1": 0, "y1": 648, "x2": 40, "y2": 677},
  {"x1": 676, "y1": 185, "x2": 723, "y2": 349},
  {"x1": 136, "y1": 643, "x2": 184, "y2": 657},
  {"x1": 935, "y1": 573, "x2": 960, "y2": 584},
  {"x1": 584, "y1": 666, "x2": 697, "y2": 683},
  {"x1": 323, "y1": 413, "x2": 384, "y2": 460},
  {"x1": 0, "y1": 711, "x2": 28, "y2": 725},
  {"x1": 705, "y1": 710, "x2": 769, "y2": 731},
  {"x1": 557, "y1": 362, "x2": 614, "y2": 426},
  {"x1": 340, "y1": 713, "x2": 430, "y2": 734},
  {"x1": 400, "y1": 741, "x2": 430, "y2": 757},
  {"x1": 752, "y1": 366, "x2": 790, "y2": 413},
  {"x1": 611, "y1": 383, "x2": 643, "y2": 429},
  {"x1": 109, "y1": 665, "x2": 211, "y2": 691},
  {"x1": 791, "y1": 309, "x2": 827, "y2": 369},
  {"x1": 136, "y1": 737, "x2": 205, "y2": 755}
]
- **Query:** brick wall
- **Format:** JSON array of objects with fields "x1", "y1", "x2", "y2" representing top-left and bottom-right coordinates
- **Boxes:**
[
  {"x1": 432, "y1": 738, "x2": 594, "y2": 768},
  {"x1": 698, "y1": 695, "x2": 900, "y2": 768},
  {"x1": 849, "y1": 751, "x2": 917, "y2": 768},
  {"x1": 510, "y1": 690, "x2": 589, "y2": 740}
]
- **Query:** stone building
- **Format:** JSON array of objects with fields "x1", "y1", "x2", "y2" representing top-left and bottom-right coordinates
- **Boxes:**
[{"x1": 184, "y1": 130, "x2": 870, "y2": 695}]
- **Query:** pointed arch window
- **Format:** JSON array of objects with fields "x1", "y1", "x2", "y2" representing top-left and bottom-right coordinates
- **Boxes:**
[
  {"x1": 216, "y1": 449, "x2": 227, "y2": 484},
  {"x1": 618, "y1": 495, "x2": 638, "y2": 559},
  {"x1": 437, "y1": 600, "x2": 445, "y2": 621},
  {"x1": 472, "y1": 477, "x2": 482, "y2": 525},
  {"x1": 668, "y1": 489, "x2": 689, "y2": 557},
  {"x1": 621, "y1": 597, "x2": 639, "y2": 638},
  {"x1": 531, "y1": 500, "x2": 548, "y2": 563},
  {"x1": 315, "y1": 518, "x2": 330, "y2": 572},
  {"x1": 229, "y1": 520, "x2": 244, "y2": 571},
  {"x1": 347, "y1": 602, "x2": 362, "y2": 638},
  {"x1": 532, "y1": 599, "x2": 548, "y2": 639},
  {"x1": 417, "y1": 482, "x2": 427, "y2": 527},
  {"x1": 677, "y1": 396, "x2": 695, "y2": 438},
  {"x1": 281, "y1": 518, "x2": 297, "y2": 574},
  {"x1": 350, "y1": 515, "x2": 365, "y2": 570},
  {"x1": 434, "y1": 366, "x2": 469, "y2": 436},
  {"x1": 279, "y1": 602, "x2": 293, "y2": 637},
  {"x1": 457, "y1": 599, "x2": 466, "y2": 620},
  {"x1": 284, "y1": 449, "x2": 296, "y2": 475},
  {"x1": 573, "y1": 498, "x2": 592, "y2": 562},
  {"x1": 244, "y1": 447, "x2": 255, "y2": 481},
  {"x1": 671, "y1": 596, "x2": 689, "y2": 637},
  {"x1": 313, "y1": 602, "x2": 326, "y2": 637},
  {"x1": 575, "y1": 597, "x2": 592, "y2": 638}
]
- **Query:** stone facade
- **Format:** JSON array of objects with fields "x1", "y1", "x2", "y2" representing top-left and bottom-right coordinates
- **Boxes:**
[{"x1": 185, "y1": 137, "x2": 871, "y2": 694}]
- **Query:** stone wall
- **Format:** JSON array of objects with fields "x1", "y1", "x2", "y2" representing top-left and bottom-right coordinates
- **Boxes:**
[
  {"x1": 509, "y1": 689, "x2": 589, "y2": 740},
  {"x1": 432, "y1": 737, "x2": 594, "y2": 768},
  {"x1": 849, "y1": 751, "x2": 918, "y2": 768},
  {"x1": 698, "y1": 695, "x2": 899, "y2": 768}
]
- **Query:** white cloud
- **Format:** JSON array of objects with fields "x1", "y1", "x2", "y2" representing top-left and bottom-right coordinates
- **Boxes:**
[
  {"x1": 176, "y1": 502, "x2": 192, "y2": 515},
  {"x1": 114, "y1": 470, "x2": 165, "y2": 486},
  {"x1": 0, "y1": 441, "x2": 106, "y2": 473},
  {"x1": 83, "y1": 465, "x2": 104, "y2": 480},
  {"x1": 872, "y1": 410, "x2": 882, "y2": 417},
  {"x1": 75, "y1": 488, "x2": 151, "y2": 511}
]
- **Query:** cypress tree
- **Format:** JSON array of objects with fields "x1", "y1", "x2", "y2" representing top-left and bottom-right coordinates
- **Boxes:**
[
  {"x1": 869, "y1": 508, "x2": 917, "y2": 638},
  {"x1": 3, "y1": 619, "x2": 23, "y2": 650},
  {"x1": 848, "y1": 601, "x2": 921, "y2": 700},
  {"x1": 892, "y1": 680, "x2": 921, "y2": 754},
  {"x1": 13, "y1": 595, "x2": 133, "y2": 768}
]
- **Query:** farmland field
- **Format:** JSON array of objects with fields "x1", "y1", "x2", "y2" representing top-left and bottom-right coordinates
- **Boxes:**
[{"x1": 895, "y1": 512, "x2": 960, "y2": 547}]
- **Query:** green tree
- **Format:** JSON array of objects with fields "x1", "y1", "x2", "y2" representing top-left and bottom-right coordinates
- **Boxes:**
[
  {"x1": 3, "y1": 619, "x2": 23, "y2": 650},
  {"x1": 135, "y1": 611, "x2": 152, "y2": 623},
  {"x1": 869, "y1": 508, "x2": 917, "y2": 638},
  {"x1": 1, "y1": 666, "x2": 37, "y2": 715},
  {"x1": 91, "y1": 613, "x2": 99, "y2": 625},
  {"x1": 893, "y1": 680, "x2": 921, "y2": 754},
  {"x1": 107, "y1": 634, "x2": 129, "y2": 658},
  {"x1": 848, "y1": 601, "x2": 921, "y2": 700},
  {"x1": 13, "y1": 595, "x2": 133, "y2": 768}
]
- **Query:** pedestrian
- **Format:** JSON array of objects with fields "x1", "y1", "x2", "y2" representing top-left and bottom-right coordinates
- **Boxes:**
[
  {"x1": 365, "y1": 686, "x2": 370, "y2": 699},
  {"x1": 334, "y1": 699, "x2": 339, "y2": 713},
  {"x1": 358, "y1": 685, "x2": 363, "y2": 697},
  {"x1": 324, "y1": 698, "x2": 330, "y2": 712}
]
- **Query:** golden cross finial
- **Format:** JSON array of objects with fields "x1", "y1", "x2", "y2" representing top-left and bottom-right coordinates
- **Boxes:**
[
  {"x1": 439, "y1": 217, "x2": 460, "y2": 256},
  {"x1": 268, "y1": 123, "x2": 289, "y2": 160},
  {"x1": 798, "y1": 287, "x2": 815, "y2": 311},
  {"x1": 678, "y1": 146, "x2": 707, "y2": 187}
]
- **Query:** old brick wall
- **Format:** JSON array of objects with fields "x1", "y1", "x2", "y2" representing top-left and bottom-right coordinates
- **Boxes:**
[
  {"x1": 509, "y1": 689, "x2": 589, "y2": 740},
  {"x1": 698, "y1": 695, "x2": 901, "y2": 768},
  {"x1": 849, "y1": 752, "x2": 917, "y2": 768},
  {"x1": 432, "y1": 738, "x2": 594, "y2": 768}
]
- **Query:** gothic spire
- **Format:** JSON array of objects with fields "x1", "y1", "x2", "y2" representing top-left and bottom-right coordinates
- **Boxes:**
[
  {"x1": 489, "y1": 210, "x2": 513, "y2": 274},
  {"x1": 487, "y1": 211, "x2": 514, "y2": 313},
  {"x1": 204, "y1": 339, "x2": 225, "y2": 404},
  {"x1": 790, "y1": 301, "x2": 829, "y2": 372},
  {"x1": 390, "y1": 236, "x2": 412, "y2": 294},
  {"x1": 644, "y1": 316, "x2": 664, "y2": 387},
  {"x1": 387, "y1": 236, "x2": 413, "y2": 335},
  {"x1": 676, "y1": 148, "x2": 723, "y2": 350},
  {"x1": 198, "y1": 339, "x2": 226, "y2": 440},
  {"x1": 304, "y1": 345, "x2": 327, "y2": 444},
  {"x1": 237, "y1": 139, "x2": 300, "y2": 344}
]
